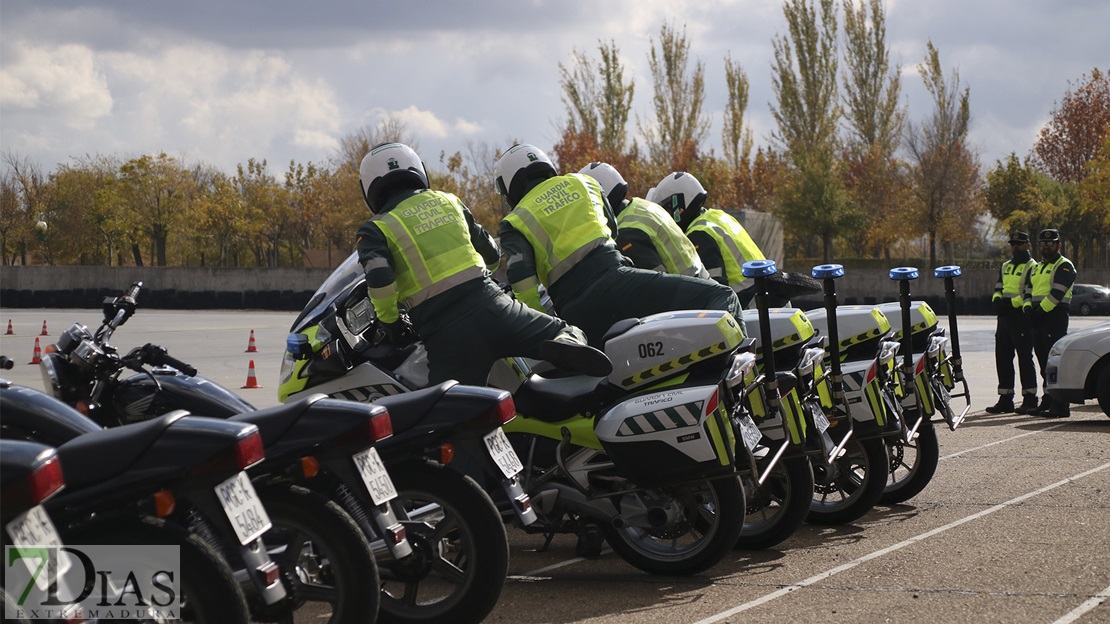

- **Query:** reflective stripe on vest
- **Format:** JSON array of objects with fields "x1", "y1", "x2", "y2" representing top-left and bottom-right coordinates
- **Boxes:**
[
  {"x1": 617, "y1": 197, "x2": 706, "y2": 277},
  {"x1": 503, "y1": 173, "x2": 611, "y2": 287},
  {"x1": 1000, "y1": 259, "x2": 1035, "y2": 304},
  {"x1": 1028, "y1": 256, "x2": 1074, "y2": 308},
  {"x1": 686, "y1": 209, "x2": 765, "y2": 289},
  {"x1": 373, "y1": 191, "x2": 485, "y2": 309}
]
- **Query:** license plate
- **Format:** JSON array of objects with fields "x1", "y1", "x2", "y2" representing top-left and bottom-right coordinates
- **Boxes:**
[
  {"x1": 215, "y1": 472, "x2": 272, "y2": 545},
  {"x1": 484, "y1": 427, "x2": 524, "y2": 479},
  {"x1": 811, "y1": 404, "x2": 831, "y2": 434},
  {"x1": 353, "y1": 447, "x2": 398, "y2": 505},
  {"x1": 5, "y1": 505, "x2": 69, "y2": 588},
  {"x1": 736, "y1": 414, "x2": 763, "y2": 452}
]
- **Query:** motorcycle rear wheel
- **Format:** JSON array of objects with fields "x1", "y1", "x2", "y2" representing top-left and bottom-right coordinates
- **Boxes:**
[
  {"x1": 376, "y1": 461, "x2": 509, "y2": 624},
  {"x1": 737, "y1": 455, "x2": 814, "y2": 550},
  {"x1": 66, "y1": 516, "x2": 250, "y2": 624},
  {"x1": 806, "y1": 437, "x2": 888, "y2": 525},
  {"x1": 253, "y1": 484, "x2": 380, "y2": 624},
  {"x1": 602, "y1": 476, "x2": 745, "y2": 575},
  {"x1": 880, "y1": 423, "x2": 940, "y2": 504}
]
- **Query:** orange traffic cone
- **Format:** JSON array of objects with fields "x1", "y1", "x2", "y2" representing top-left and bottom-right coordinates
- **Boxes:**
[
  {"x1": 241, "y1": 360, "x2": 261, "y2": 389},
  {"x1": 245, "y1": 329, "x2": 258, "y2": 353},
  {"x1": 29, "y1": 337, "x2": 42, "y2": 364},
  {"x1": 4, "y1": 319, "x2": 13, "y2": 335},
  {"x1": 40, "y1": 320, "x2": 49, "y2": 336}
]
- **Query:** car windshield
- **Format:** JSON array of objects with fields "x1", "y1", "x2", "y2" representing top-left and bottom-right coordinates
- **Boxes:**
[{"x1": 290, "y1": 251, "x2": 362, "y2": 332}]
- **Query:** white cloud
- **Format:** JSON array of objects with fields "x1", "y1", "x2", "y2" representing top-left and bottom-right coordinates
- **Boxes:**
[
  {"x1": 0, "y1": 41, "x2": 113, "y2": 128},
  {"x1": 392, "y1": 105, "x2": 484, "y2": 140}
]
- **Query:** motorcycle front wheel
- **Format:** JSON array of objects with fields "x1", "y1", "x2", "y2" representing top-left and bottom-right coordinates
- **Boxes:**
[
  {"x1": 602, "y1": 476, "x2": 745, "y2": 575},
  {"x1": 880, "y1": 422, "x2": 940, "y2": 504},
  {"x1": 807, "y1": 437, "x2": 889, "y2": 525},
  {"x1": 252, "y1": 484, "x2": 380, "y2": 624},
  {"x1": 376, "y1": 460, "x2": 509, "y2": 624},
  {"x1": 737, "y1": 455, "x2": 814, "y2": 550}
]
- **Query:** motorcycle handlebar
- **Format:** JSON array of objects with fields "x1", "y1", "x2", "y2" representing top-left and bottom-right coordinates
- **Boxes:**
[
  {"x1": 0, "y1": 355, "x2": 13, "y2": 370},
  {"x1": 138, "y1": 344, "x2": 197, "y2": 377}
]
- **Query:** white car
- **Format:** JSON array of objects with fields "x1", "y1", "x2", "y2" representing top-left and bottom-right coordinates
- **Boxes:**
[{"x1": 1046, "y1": 321, "x2": 1110, "y2": 416}]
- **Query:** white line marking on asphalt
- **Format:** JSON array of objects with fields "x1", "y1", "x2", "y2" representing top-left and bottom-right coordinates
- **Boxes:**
[
  {"x1": 1053, "y1": 581, "x2": 1110, "y2": 624},
  {"x1": 693, "y1": 461, "x2": 1110, "y2": 624},
  {"x1": 512, "y1": 549, "x2": 614, "y2": 579},
  {"x1": 940, "y1": 422, "x2": 1070, "y2": 460}
]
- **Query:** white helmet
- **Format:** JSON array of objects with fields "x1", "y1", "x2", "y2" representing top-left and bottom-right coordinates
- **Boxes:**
[
  {"x1": 578, "y1": 162, "x2": 628, "y2": 209},
  {"x1": 649, "y1": 172, "x2": 707, "y2": 223},
  {"x1": 494, "y1": 144, "x2": 557, "y2": 207},
  {"x1": 359, "y1": 142, "x2": 429, "y2": 214}
]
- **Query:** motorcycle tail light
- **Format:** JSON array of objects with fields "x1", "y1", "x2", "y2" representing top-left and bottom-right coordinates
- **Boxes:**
[
  {"x1": 334, "y1": 407, "x2": 393, "y2": 448},
  {"x1": 438, "y1": 443, "x2": 455, "y2": 465},
  {"x1": 300, "y1": 456, "x2": 320, "y2": 478},
  {"x1": 236, "y1": 431, "x2": 266, "y2": 470},
  {"x1": 4, "y1": 455, "x2": 66, "y2": 509},
  {"x1": 476, "y1": 394, "x2": 516, "y2": 426},
  {"x1": 369, "y1": 410, "x2": 393, "y2": 441},
  {"x1": 153, "y1": 489, "x2": 176, "y2": 517}
]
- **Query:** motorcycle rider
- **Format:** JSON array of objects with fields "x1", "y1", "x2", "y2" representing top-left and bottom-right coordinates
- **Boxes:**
[
  {"x1": 985, "y1": 231, "x2": 1039, "y2": 414},
  {"x1": 494, "y1": 144, "x2": 744, "y2": 346},
  {"x1": 648, "y1": 171, "x2": 770, "y2": 307},
  {"x1": 578, "y1": 162, "x2": 711, "y2": 280},
  {"x1": 355, "y1": 142, "x2": 611, "y2": 386},
  {"x1": 1020, "y1": 228, "x2": 1076, "y2": 418}
]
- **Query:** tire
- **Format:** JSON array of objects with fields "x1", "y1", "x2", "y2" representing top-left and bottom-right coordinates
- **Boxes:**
[
  {"x1": 807, "y1": 437, "x2": 889, "y2": 525},
  {"x1": 880, "y1": 423, "x2": 941, "y2": 504},
  {"x1": 736, "y1": 456, "x2": 814, "y2": 550},
  {"x1": 602, "y1": 476, "x2": 745, "y2": 575},
  {"x1": 252, "y1": 484, "x2": 379, "y2": 624},
  {"x1": 1080, "y1": 302, "x2": 1092, "y2": 315},
  {"x1": 376, "y1": 461, "x2": 508, "y2": 624},
  {"x1": 67, "y1": 516, "x2": 250, "y2": 624},
  {"x1": 1097, "y1": 366, "x2": 1110, "y2": 417}
]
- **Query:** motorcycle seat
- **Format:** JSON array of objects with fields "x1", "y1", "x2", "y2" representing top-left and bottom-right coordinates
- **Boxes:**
[
  {"x1": 514, "y1": 375, "x2": 605, "y2": 422},
  {"x1": 231, "y1": 394, "x2": 326, "y2": 448},
  {"x1": 602, "y1": 318, "x2": 640, "y2": 344},
  {"x1": 56, "y1": 411, "x2": 187, "y2": 489},
  {"x1": 373, "y1": 381, "x2": 456, "y2": 433}
]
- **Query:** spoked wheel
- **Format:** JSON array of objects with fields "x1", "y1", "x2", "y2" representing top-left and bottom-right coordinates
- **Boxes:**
[
  {"x1": 807, "y1": 437, "x2": 889, "y2": 525},
  {"x1": 602, "y1": 476, "x2": 745, "y2": 575},
  {"x1": 880, "y1": 423, "x2": 940, "y2": 504},
  {"x1": 376, "y1": 461, "x2": 508, "y2": 624},
  {"x1": 253, "y1": 484, "x2": 379, "y2": 624},
  {"x1": 737, "y1": 456, "x2": 814, "y2": 550},
  {"x1": 66, "y1": 516, "x2": 250, "y2": 624}
]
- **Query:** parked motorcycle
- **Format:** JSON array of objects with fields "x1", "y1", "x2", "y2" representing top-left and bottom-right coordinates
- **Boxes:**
[
  {"x1": 0, "y1": 379, "x2": 272, "y2": 624},
  {"x1": 279, "y1": 252, "x2": 758, "y2": 576}
]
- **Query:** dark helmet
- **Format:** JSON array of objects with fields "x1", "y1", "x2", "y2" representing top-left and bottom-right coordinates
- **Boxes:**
[
  {"x1": 493, "y1": 144, "x2": 557, "y2": 207},
  {"x1": 358, "y1": 143, "x2": 429, "y2": 214},
  {"x1": 578, "y1": 162, "x2": 629, "y2": 209}
]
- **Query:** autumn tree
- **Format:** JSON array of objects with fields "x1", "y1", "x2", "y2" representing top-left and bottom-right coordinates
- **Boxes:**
[
  {"x1": 114, "y1": 153, "x2": 195, "y2": 267},
  {"x1": 2, "y1": 152, "x2": 54, "y2": 265},
  {"x1": 903, "y1": 41, "x2": 984, "y2": 267},
  {"x1": 1077, "y1": 136, "x2": 1110, "y2": 265},
  {"x1": 722, "y1": 54, "x2": 754, "y2": 169},
  {"x1": 236, "y1": 158, "x2": 290, "y2": 267},
  {"x1": 49, "y1": 156, "x2": 122, "y2": 265},
  {"x1": 639, "y1": 22, "x2": 711, "y2": 169},
  {"x1": 770, "y1": 0, "x2": 850, "y2": 261},
  {"x1": 558, "y1": 40, "x2": 635, "y2": 157},
  {"x1": 1031, "y1": 68, "x2": 1110, "y2": 184}
]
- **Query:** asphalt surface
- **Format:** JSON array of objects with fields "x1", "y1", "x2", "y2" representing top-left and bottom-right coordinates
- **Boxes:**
[{"x1": 1, "y1": 309, "x2": 1108, "y2": 623}]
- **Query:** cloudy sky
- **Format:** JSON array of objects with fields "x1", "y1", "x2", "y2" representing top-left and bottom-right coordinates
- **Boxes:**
[{"x1": 1, "y1": 0, "x2": 1106, "y2": 178}]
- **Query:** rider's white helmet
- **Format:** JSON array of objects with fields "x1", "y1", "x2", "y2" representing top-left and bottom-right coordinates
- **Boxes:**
[
  {"x1": 649, "y1": 172, "x2": 707, "y2": 223},
  {"x1": 359, "y1": 142, "x2": 429, "y2": 214},
  {"x1": 578, "y1": 162, "x2": 628, "y2": 209},
  {"x1": 494, "y1": 144, "x2": 557, "y2": 207}
]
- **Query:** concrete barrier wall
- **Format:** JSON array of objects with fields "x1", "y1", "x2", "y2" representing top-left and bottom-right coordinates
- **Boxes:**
[{"x1": 3, "y1": 265, "x2": 1108, "y2": 314}]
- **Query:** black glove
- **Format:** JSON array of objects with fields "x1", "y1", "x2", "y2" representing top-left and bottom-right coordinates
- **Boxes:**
[
  {"x1": 381, "y1": 317, "x2": 416, "y2": 346},
  {"x1": 1030, "y1": 305, "x2": 1047, "y2": 320},
  {"x1": 992, "y1": 299, "x2": 1008, "y2": 315}
]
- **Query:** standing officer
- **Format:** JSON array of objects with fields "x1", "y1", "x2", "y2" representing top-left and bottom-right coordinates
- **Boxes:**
[
  {"x1": 355, "y1": 142, "x2": 610, "y2": 385},
  {"x1": 1021, "y1": 228, "x2": 1076, "y2": 418},
  {"x1": 985, "y1": 231, "x2": 1039, "y2": 414},
  {"x1": 494, "y1": 144, "x2": 744, "y2": 346},
  {"x1": 577, "y1": 162, "x2": 710, "y2": 279}
]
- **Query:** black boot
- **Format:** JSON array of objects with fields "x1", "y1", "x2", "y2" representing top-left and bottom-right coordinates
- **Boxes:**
[
  {"x1": 1032, "y1": 394, "x2": 1053, "y2": 416},
  {"x1": 1013, "y1": 394, "x2": 1039, "y2": 414},
  {"x1": 984, "y1": 395, "x2": 1015, "y2": 414}
]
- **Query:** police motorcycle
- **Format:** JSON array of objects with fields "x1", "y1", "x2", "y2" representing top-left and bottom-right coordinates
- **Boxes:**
[
  {"x1": 42, "y1": 283, "x2": 515, "y2": 624},
  {"x1": 739, "y1": 262, "x2": 889, "y2": 529},
  {"x1": 1, "y1": 437, "x2": 89, "y2": 624},
  {"x1": 0, "y1": 370, "x2": 275, "y2": 624},
  {"x1": 35, "y1": 285, "x2": 399, "y2": 624},
  {"x1": 279, "y1": 251, "x2": 761, "y2": 576}
]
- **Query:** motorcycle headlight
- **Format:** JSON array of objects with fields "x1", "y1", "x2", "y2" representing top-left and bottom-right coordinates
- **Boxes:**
[
  {"x1": 39, "y1": 354, "x2": 65, "y2": 399},
  {"x1": 344, "y1": 297, "x2": 374, "y2": 335},
  {"x1": 724, "y1": 352, "x2": 757, "y2": 388}
]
